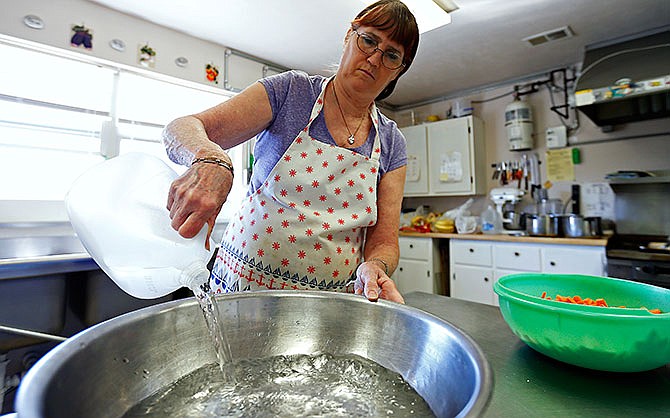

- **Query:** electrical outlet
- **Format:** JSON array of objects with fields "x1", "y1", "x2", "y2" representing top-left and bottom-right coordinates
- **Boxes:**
[{"x1": 546, "y1": 126, "x2": 567, "y2": 148}]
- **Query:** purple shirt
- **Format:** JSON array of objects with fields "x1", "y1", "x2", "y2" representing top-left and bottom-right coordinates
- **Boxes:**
[{"x1": 250, "y1": 70, "x2": 407, "y2": 194}]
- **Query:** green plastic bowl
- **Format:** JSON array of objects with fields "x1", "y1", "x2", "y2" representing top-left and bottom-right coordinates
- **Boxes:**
[
  {"x1": 494, "y1": 273, "x2": 670, "y2": 372},
  {"x1": 496, "y1": 273, "x2": 670, "y2": 317}
]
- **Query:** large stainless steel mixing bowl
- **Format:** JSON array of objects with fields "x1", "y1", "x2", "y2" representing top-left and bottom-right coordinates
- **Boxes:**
[{"x1": 15, "y1": 291, "x2": 492, "y2": 418}]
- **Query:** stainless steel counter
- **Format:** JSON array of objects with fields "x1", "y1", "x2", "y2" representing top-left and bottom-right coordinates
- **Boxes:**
[{"x1": 404, "y1": 292, "x2": 670, "y2": 417}]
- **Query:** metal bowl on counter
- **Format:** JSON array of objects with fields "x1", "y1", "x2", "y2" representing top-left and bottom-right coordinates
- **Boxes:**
[{"x1": 15, "y1": 291, "x2": 492, "y2": 418}]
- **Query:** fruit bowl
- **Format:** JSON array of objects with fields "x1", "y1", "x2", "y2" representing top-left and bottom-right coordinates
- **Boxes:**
[{"x1": 494, "y1": 273, "x2": 670, "y2": 372}]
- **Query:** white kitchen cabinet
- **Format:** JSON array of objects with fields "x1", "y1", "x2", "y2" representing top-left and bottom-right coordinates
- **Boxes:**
[
  {"x1": 450, "y1": 239, "x2": 606, "y2": 306},
  {"x1": 402, "y1": 124, "x2": 429, "y2": 195},
  {"x1": 401, "y1": 116, "x2": 486, "y2": 197},
  {"x1": 392, "y1": 236, "x2": 444, "y2": 295},
  {"x1": 451, "y1": 264, "x2": 495, "y2": 305}
]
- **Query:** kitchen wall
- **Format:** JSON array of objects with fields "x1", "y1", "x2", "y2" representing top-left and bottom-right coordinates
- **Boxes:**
[
  {"x1": 0, "y1": 0, "x2": 273, "y2": 89},
  {"x1": 0, "y1": 0, "x2": 275, "y2": 224},
  {"x1": 392, "y1": 73, "x2": 670, "y2": 218}
]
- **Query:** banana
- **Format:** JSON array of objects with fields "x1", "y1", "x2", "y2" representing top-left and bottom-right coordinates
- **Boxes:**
[
  {"x1": 432, "y1": 224, "x2": 455, "y2": 233},
  {"x1": 432, "y1": 218, "x2": 455, "y2": 233}
]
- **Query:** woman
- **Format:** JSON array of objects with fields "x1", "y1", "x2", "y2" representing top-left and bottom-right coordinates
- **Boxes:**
[{"x1": 162, "y1": 0, "x2": 419, "y2": 303}]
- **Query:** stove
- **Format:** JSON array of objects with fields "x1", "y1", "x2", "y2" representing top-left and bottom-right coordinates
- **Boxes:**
[{"x1": 606, "y1": 234, "x2": 670, "y2": 289}]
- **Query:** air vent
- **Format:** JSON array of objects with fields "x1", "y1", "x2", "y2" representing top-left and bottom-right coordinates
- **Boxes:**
[{"x1": 523, "y1": 26, "x2": 574, "y2": 46}]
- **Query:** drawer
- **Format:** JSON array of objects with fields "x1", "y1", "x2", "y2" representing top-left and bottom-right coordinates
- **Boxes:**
[
  {"x1": 494, "y1": 243, "x2": 541, "y2": 272},
  {"x1": 542, "y1": 246, "x2": 605, "y2": 276},
  {"x1": 450, "y1": 240, "x2": 492, "y2": 267},
  {"x1": 399, "y1": 237, "x2": 431, "y2": 260}
]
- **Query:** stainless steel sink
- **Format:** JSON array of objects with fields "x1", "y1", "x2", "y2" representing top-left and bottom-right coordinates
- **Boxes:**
[
  {"x1": 0, "y1": 228, "x2": 173, "y2": 355},
  {"x1": 0, "y1": 235, "x2": 95, "y2": 350},
  {"x1": 0, "y1": 236, "x2": 97, "y2": 280},
  {"x1": 0, "y1": 235, "x2": 87, "y2": 259}
]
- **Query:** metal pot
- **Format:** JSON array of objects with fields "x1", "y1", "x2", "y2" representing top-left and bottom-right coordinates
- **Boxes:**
[
  {"x1": 561, "y1": 214, "x2": 584, "y2": 237},
  {"x1": 561, "y1": 214, "x2": 603, "y2": 238},
  {"x1": 526, "y1": 214, "x2": 559, "y2": 236},
  {"x1": 15, "y1": 291, "x2": 492, "y2": 418},
  {"x1": 503, "y1": 211, "x2": 526, "y2": 230},
  {"x1": 583, "y1": 216, "x2": 603, "y2": 237}
]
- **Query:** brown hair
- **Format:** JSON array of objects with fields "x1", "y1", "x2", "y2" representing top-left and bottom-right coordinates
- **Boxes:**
[{"x1": 352, "y1": 0, "x2": 420, "y2": 101}]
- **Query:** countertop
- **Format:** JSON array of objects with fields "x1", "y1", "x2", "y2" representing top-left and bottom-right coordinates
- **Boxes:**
[
  {"x1": 400, "y1": 231, "x2": 609, "y2": 247},
  {"x1": 404, "y1": 292, "x2": 670, "y2": 418}
]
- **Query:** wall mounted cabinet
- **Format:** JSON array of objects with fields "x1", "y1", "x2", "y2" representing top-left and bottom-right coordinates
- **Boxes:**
[{"x1": 402, "y1": 116, "x2": 487, "y2": 197}]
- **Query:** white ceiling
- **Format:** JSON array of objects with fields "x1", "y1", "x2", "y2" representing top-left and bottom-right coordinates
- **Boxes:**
[{"x1": 90, "y1": 0, "x2": 669, "y2": 108}]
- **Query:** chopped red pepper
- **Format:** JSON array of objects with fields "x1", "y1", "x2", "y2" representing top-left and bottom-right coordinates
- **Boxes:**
[{"x1": 540, "y1": 293, "x2": 662, "y2": 314}]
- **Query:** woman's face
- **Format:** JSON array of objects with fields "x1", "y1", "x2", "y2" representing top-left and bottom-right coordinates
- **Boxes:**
[{"x1": 338, "y1": 25, "x2": 405, "y2": 100}]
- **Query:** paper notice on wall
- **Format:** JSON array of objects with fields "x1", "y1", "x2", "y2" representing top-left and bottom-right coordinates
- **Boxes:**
[
  {"x1": 581, "y1": 182, "x2": 615, "y2": 219},
  {"x1": 439, "y1": 152, "x2": 463, "y2": 183},
  {"x1": 546, "y1": 148, "x2": 574, "y2": 182},
  {"x1": 406, "y1": 154, "x2": 420, "y2": 182}
]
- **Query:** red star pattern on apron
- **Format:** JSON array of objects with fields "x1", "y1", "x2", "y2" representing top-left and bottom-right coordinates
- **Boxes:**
[{"x1": 210, "y1": 76, "x2": 381, "y2": 293}]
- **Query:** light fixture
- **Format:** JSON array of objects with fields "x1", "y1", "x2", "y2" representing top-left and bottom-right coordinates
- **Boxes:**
[
  {"x1": 360, "y1": 0, "x2": 458, "y2": 34},
  {"x1": 175, "y1": 57, "x2": 189, "y2": 67},
  {"x1": 23, "y1": 15, "x2": 45, "y2": 30},
  {"x1": 109, "y1": 39, "x2": 126, "y2": 52}
]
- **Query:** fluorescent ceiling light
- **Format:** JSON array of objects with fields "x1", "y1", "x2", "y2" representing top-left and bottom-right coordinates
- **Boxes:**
[{"x1": 360, "y1": 0, "x2": 458, "y2": 34}]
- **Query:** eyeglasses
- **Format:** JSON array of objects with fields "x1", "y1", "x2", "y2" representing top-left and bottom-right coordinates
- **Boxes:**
[{"x1": 351, "y1": 28, "x2": 405, "y2": 70}]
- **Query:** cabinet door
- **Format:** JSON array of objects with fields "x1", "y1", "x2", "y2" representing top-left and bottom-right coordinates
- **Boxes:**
[
  {"x1": 401, "y1": 125, "x2": 429, "y2": 195},
  {"x1": 427, "y1": 118, "x2": 473, "y2": 194},
  {"x1": 394, "y1": 259, "x2": 434, "y2": 294},
  {"x1": 451, "y1": 265, "x2": 494, "y2": 305},
  {"x1": 542, "y1": 246, "x2": 606, "y2": 276}
]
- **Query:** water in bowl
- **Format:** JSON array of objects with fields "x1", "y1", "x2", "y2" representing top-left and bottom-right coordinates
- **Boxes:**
[{"x1": 122, "y1": 352, "x2": 434, "y2": 417}]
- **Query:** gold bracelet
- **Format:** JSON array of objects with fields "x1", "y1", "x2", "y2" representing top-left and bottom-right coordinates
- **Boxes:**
[
  {"x1": 369, "y1": 258, "x2": 389, "y2": 275},
  {"x1": 191, "y1": 157, "x2": 234, "y2": 176}
]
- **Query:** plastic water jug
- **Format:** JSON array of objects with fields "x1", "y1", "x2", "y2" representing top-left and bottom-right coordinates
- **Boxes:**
[
  {"x1": 481, "y1": 204, "x2": 502, "y2": 235},
  {"x1": 66, "y1": 152, "x2": 215, "y2": 299}
]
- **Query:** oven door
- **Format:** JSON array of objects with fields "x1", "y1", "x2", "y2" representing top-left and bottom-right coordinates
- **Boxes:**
[{"x1": 607, "y1": 257, "x2": 670, "y2": 290}]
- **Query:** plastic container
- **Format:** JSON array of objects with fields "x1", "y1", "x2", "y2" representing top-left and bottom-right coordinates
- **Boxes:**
[
  {"x1": 453, "y1": 98, "x2": 473, "y2": 118},
  {"x1": 66, "y1": 152, "x2": 214, "y2": 299},
  {"x1": 494, "y1": 273, "x2": 670, "y2": 372},
  {"x1": 480, "y1": 204, "x2": 502, "y2": 234}
]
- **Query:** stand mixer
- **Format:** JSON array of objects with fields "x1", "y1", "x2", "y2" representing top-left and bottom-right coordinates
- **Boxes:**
[{"x1": 490, "y1": 187, "x2": 526, "y2": 232}]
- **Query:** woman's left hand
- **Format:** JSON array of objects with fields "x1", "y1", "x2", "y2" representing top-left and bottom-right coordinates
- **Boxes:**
[{"x1": 354, "y1": 261, "x2": 404, "y2": 304}]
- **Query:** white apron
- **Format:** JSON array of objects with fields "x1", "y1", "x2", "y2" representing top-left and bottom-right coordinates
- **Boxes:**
[{"x1": 210, "y1": 77, "x2": 381, "y2": 293}]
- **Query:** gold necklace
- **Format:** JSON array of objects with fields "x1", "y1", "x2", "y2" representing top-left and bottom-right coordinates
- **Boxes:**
[{"x1": 332, "y1": 81, "x2": 366, "y2": 145}]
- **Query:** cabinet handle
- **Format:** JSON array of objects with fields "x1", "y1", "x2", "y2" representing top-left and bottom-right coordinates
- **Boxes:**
[
  {"x1": 399, "y1": 267, "x2": 404, "y2": 272},
  {"x1": 514, "y1": 252, "x2": 520, "y2": 257},
  {"x1": 409, "y1": 244, "x2": 414, "y2": 249},
  {"x1": 550, "y1": 261, "x2": 556, "y2": 266},
  {"x1": 469, "y1": 248, "x2": 474, "y2": 253},
  {"x1": 484, "y1": 277, "x2": 489, "y2": 282}
]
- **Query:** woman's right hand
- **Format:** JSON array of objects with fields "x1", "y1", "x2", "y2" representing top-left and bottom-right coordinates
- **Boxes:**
[{"x1": 166, "y1": 159, "x2": 233, "y2": 243}]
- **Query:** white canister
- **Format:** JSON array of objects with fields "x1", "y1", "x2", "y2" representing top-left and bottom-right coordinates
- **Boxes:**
[{"x1": 454, "y1": 98, "x2": 473, "y2": 118}]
